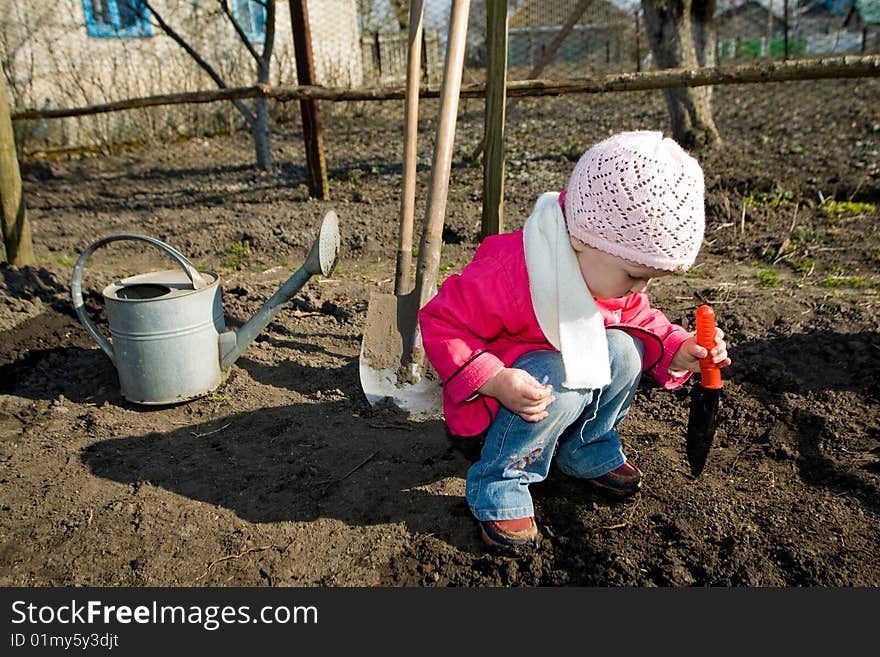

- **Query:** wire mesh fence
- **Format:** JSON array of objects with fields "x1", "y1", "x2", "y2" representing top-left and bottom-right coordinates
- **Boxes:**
[
  {"x1": 351, "y1": 0, "x2": 878, "y2": 87},
  {"x1": 3, "y1": 0, "x2": 878, "y2": 152}
]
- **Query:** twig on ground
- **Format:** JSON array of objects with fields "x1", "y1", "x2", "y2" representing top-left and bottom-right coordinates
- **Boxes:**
[
  {"x1": 338, "y1": 452, "x2": 377, "y2": 480},
  {"x1": 773, "y1": 202, "x2": 800, "y2": 263},
  {"x1": 731, "y1": 443, "x2": 760, "y2": 470},
  {"x1": 191, "y1": 422, "x2": 231, "y2": 438},
  {"x1": 599, "y1": 494, "x2": 645, "y2": 530},
  {"x1": 315, "y1": 452, "x2": 378, "y2": 489},
  {"x1": 196, "y1": 544, "x2": 273, "y2": 581},
  {"x1": 601, "y1": 522, "x2": 629, "y2": 530},
  {"x1": 367, "y1": 421, "x2": 413, "y2": 431},
  {"x1": 674, "y1": 297, "x2": 734, "y2": 304}
]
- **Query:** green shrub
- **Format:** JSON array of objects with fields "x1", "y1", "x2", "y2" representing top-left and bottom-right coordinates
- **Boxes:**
[
  {"x1": 755, "y1": 269, "x2": 780, "y2": 287},
  {"x1": 221, "y1": 241, "x2": 251, "y2": 269},
  {"x1": 819, "y1": 275, "x2": 867, "y2": 288},
  {"x1": 819, "y1": 199, "x2": 876, "y2": 218},
  {"x1": 745, "y1": 186, "x2": 796, "y2": 208}
]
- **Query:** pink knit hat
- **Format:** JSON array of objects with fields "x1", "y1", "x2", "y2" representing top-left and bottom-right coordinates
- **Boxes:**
[{"x1": 564, "y1": 130, "x2": 705, "y2": 272}]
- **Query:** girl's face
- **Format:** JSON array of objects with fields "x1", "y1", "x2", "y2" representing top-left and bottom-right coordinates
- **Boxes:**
[{"x1": 570, "y1": 237, "x2": 672, "y2": 299}]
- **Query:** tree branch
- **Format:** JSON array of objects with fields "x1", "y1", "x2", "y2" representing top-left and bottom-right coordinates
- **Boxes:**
[
  {"x1": 140, "y1": 0, "x2": 255, "y2": 124},
  {"x1": 217, "y1": 0, "x2": 262, "y2": 64},
  {"x1": 261, "y1": 1, "x2": 276, "y2": 79}
]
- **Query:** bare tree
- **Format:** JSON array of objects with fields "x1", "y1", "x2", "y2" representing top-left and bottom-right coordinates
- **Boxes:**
[
  {"x1": 139, "y1": 0, "x2": 277, "y2": 169},
  {"x1": 641, "y1": 0, "x2": 720, "y2": 148}
]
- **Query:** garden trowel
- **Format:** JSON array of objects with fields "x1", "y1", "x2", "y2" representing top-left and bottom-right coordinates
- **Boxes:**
[{"x1": 686, "y1": 304, "x2": 723, "y2": 477}]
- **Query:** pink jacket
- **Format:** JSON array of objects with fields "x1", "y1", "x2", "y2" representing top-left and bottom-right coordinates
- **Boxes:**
[{"x1": 418, "y1": 230, "x2": 694, "y2": 437}]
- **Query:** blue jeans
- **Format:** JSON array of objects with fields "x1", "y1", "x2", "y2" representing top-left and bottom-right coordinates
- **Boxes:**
[{"x1": 465, "y1": 329, "x2": 645, "y2": 521}]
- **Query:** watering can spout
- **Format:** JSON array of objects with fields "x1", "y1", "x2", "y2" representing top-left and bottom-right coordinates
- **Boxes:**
[{"x1": 219, "y1": 210, "x2": 340, "y2": 370}]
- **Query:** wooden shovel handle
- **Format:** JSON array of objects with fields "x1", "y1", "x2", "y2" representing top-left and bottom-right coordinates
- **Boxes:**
[
  {"x1": 696, "y1": 305, "x2": 722, "y2": 389},
  {"x1": 394, "y1": 0, "x2": 424, "y2": 296},
  {"x1": 413, "y1": 0, "x2": 470, "y2": 309}
]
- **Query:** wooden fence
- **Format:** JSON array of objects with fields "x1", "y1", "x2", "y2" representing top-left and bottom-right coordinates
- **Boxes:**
[{"x1": 12, "y1": 55, "x2": 880, "y2": 122}]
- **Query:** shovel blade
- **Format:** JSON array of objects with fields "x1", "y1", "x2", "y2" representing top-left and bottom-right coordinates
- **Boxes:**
[
  {"x1": 686, "y1": 386, "x2": 720, "y2": 477},
  {"x1": 359, "y1": 290, "x2": 442, "y2": 418}
]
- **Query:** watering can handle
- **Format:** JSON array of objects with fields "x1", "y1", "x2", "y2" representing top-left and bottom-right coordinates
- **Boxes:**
[{"x1": 70, "y1": 233, "x2": 208, "y2": 365}]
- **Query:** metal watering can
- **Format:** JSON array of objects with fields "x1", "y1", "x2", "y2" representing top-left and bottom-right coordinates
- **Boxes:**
[{"x1": 70, "y1": 211, "x2": 340, "y2": 405}]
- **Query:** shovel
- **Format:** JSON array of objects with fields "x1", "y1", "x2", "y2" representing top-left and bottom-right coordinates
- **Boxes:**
[
  {"x1": 358, "y1": 0, "x2": 471, "y2": 417},
  {"x1": 686, "y1": 304, "x2": 723, "y2": 477}
]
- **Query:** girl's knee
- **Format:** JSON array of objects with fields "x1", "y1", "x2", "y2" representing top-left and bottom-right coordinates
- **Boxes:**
[
  {"x1": 607, "y1": 329, "x2": 644, "y2": 382},
  {"x1": 548, "y1": 387, "x2": 593, "y2": 424}
]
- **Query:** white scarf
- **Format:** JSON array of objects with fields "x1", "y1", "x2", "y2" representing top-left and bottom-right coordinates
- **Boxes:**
[{"x1": 523, "y1": 192, "x2": 611, "y2": 390}]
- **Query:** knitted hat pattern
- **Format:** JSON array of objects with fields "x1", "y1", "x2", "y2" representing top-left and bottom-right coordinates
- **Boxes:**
[{"x1": 564, "y1": 130, "x2": 705, "y2": 271}]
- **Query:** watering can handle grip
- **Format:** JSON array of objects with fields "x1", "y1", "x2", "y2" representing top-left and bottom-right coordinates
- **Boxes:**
[{"x1": 70, "y1": 233, "x2": 208, "y2": 364}]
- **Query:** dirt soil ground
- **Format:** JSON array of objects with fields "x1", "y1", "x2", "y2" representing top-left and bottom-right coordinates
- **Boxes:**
[{"x1": 1, "y1": 78, "x2": 879, "y2": 587}]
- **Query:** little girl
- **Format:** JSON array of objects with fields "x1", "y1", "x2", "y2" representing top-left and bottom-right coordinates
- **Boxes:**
[{"x1": 418, "y1": 131, "x2": 731, "y2": 550}]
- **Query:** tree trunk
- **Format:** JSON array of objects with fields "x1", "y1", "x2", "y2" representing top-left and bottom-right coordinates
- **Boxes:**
[
  {"x1": 641, "y1": 0, "x2": 720, "y2": 148},
  {"x1": 253, "y1": 96, "x2": 272, "y2": 169},
  {"x1": 0, "y1": 77, "x2": 35, "y2": 266},
  {"x1": 251, "y1": 51, "x2": 272, "y2": 169},
  {"x1": 692, "y1": 0, "x2": 717, "y2": 109}
]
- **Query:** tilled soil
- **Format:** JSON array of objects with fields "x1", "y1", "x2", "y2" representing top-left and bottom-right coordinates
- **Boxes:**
[{"x1": 1, "y1": 78, "x2": 879, "y2": 586}]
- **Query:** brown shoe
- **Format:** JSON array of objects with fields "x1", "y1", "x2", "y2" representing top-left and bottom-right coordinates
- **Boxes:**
[
  {"x1": 480, "y1": 517, "x2": 539, "y2": 549},
  {"x1": 588, "y1": 459, "x2": 642, "y2": 497}
]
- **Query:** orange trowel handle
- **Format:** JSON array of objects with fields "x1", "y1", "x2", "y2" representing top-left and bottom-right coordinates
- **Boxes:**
[{"x1": 695, "y1": 305, "x2": 723, "y2": 390}]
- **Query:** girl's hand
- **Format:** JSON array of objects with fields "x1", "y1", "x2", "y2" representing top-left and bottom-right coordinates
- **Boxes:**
[
  {"x1": 478, "y1": 367, "x2": 555, "y2": 422},
  {"x1": 671, "y1": 327, "x2": 732, "y2": 374}
]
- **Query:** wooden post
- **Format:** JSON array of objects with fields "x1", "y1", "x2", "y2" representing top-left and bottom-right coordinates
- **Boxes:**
[
  {"x1": 481, "y1": 0, "x2": 508, "y2": 238},
  {"x1": 471, "y1": 0, "x2": 594, "y2": 163},
  {"x1": 289, "y1": 0, "x2": 329, "y2": 200},
  {"x1": 0, "y1": 77, "x2": 35, "y2": 266}
]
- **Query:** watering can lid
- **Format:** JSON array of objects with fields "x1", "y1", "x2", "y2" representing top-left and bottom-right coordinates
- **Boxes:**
[{"x1": 103, "y1": 269, "x2": 219, "y2": 300}]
